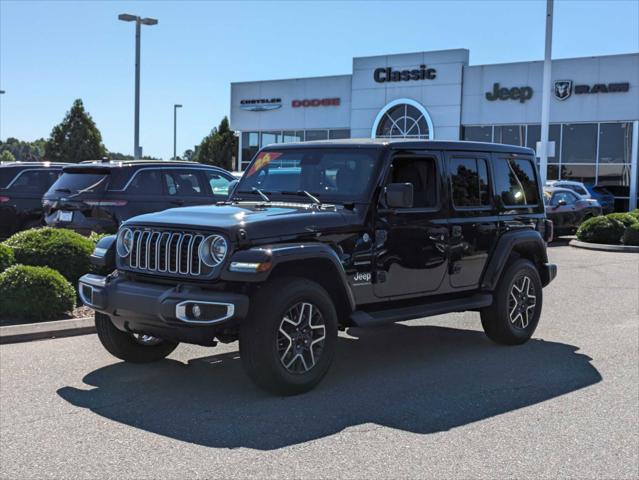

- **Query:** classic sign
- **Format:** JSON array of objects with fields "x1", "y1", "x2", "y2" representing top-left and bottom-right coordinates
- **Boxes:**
[{"x1": 373, "y1": 64, "x2": 437, "y2": 83}]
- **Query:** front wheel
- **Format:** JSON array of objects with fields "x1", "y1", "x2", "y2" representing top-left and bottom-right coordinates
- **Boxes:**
[
  {"x1": 239, "y1": 277, "x2": 338, "y2": 396},
  {"x1": 481, "y1": 259, "x2": 543, "y2": 345},
  {"x1": 95, "y1": 313, "x2": 179, "y2": 363}
]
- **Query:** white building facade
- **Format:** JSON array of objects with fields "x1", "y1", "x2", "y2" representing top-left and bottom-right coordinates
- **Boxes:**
[{"x1": 230, "y1": 49, "x2": 639, "y2": 210}]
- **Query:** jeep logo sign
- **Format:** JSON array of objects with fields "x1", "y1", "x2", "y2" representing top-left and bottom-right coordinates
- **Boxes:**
[{"x1": 485, "y1": 83, "x2": 533, "y2": 103}]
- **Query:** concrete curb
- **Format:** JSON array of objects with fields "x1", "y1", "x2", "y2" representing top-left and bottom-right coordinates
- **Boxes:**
[
  {"x1": 569, "y1": 239, "x2": 639, "y2": 253},
  {"x1": 0, "y1": 317, "x2": 95, "y2": 345}
]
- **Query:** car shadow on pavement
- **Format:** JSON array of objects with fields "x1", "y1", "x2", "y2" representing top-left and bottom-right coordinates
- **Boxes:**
[{"x1": 57, "y1": 324, "x2": 601, "y2": 450}]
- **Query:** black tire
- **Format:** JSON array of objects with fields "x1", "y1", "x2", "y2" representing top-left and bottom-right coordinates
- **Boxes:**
[
  {"x1": 239, "y1": 277, "x2": 338, "y2": 396},
  {"x1": 481, "y1": 259, "x2": 543, "y2": 345},
  {"x1": 95, "y1": 312, "x2": 179, "y2": 363}
]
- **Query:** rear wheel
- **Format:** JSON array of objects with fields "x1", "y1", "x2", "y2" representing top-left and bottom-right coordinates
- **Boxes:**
[
  {"x1": 481, "y1": 259, "x2": 542, "y2": 345},
  {"x1": 239, "y1": 277, "x2": 338, "y2": 395},
  {"x1": 95, "y1": 312, "x2": 179, "y2": 362}
]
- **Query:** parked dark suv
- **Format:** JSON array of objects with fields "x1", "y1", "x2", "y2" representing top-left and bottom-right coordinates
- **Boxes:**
[
  {"x1": 0, "y1": 162, "x2": 67, "y2": 238},
  {"x1": 80, "y1": 140, "x2": 556, "y2": 395},
  {"x1": 43, "y1": 160, "x2": 235, "y2": 235}
]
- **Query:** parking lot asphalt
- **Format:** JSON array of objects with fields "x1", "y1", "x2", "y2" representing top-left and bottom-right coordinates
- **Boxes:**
[{"x1": 1, "y1": 243, "x2": 637, "y2": 479}]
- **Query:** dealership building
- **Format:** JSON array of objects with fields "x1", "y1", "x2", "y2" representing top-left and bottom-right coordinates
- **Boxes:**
[{"x1": 230, "y1": 49, "x2": 639, "y2": 210}]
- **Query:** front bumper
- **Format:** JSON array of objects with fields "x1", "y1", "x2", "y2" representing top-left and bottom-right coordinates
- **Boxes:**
[{"x1": 79, "y1": 273, "x2": 249, "y2": 345}]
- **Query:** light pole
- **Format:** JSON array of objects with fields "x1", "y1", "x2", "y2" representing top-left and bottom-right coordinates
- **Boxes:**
[
  {"x1": 173, "y1": 104, "x2": 182, "y2": 160},
  {"x1": 538, "y1": 0, "x2": 554, "y2": 184},
  {"x1": 118, "y1": 13, "x2": 158, "y2": 159}
]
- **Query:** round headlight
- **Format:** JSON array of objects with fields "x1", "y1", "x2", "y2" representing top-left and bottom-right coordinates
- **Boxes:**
[
  {"x1": 199, "y1": 235, "x2": 228, "y2": 267},
  {"x1": 116, "y1": 228, "x2": 134, "y2": 257}
]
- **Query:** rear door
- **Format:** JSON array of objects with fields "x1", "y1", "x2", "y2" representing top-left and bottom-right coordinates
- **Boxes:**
[
  {"x1": 161, "y1": 169, "x2": 211, "y2": 208},
  {"x1": 445, "y1": 152, "x2": 498, "y2": 289},
  {"x1": 117, "y1": 168, "x2": 167, "y2": 219}
]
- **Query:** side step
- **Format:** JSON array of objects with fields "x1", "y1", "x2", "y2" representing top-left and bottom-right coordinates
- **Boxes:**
[{"x1": 349, "y1": 294, "x2": 493, "y2": 328}]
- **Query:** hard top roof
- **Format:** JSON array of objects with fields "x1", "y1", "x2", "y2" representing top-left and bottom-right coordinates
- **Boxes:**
[{"x1": 261, "y1": 138, "x2": 535, "y2": 155}]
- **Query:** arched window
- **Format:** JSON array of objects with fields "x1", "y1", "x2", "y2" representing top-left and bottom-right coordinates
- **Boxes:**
[{"x1": 371, "y1": 99, "x2": 433, "y2": 140}]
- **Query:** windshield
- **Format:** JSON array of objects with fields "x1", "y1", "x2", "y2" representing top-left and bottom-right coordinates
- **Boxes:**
[
  {"x1": 234, "y1": 148, "x2": 381, "y2": 204},
  {"x1": 48, "y1": 172, "x2": 109, "y2": 194}
]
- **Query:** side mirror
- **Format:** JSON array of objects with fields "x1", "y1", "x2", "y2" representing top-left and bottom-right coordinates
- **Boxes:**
[
  {"x1": 384, "y1": 183, "x2": 413, "y2": 209},
  {"x1": 556, "y1": 199, "x2": 567, "y2": 207}
]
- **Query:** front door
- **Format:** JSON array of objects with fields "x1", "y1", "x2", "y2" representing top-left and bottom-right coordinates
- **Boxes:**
[
  {"x1": 547, "y1": 190, "x2": 580, "y2": 231},
  {"x1": 373, "y1": 152, "x2": 448, "y2": 298}
]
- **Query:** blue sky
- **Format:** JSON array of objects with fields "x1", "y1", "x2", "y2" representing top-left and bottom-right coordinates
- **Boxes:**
[{"x1": 1, "y1": 0, "x2": 638, "y2": 159}]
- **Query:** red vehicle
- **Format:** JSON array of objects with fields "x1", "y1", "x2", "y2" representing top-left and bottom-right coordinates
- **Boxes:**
[{"x1": 544, "y1": 186, "x2": 602, "y2": 236}]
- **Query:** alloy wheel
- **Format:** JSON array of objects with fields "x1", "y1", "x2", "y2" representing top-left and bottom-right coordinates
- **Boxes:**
[
  {"x1": 277, "y1": 302, "x2": 326, "y2": 374},
  {"x1": 508, "y1": 274, "x2": 537, "y2": 329}
]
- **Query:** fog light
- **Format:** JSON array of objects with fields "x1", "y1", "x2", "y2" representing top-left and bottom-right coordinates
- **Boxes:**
[{"x1": 191, "y1": 304, "x2": 201, "y2": 319}]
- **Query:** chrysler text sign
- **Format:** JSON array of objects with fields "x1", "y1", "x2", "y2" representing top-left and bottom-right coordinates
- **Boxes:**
[
  {"x1": 374, "y1": 64, "x2": 437, "y2": 83},
  {"x1": 239, "y1": 98, "x2": 282, "y2": 111}
]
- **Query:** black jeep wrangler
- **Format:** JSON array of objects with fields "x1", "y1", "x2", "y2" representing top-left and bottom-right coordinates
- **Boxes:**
[{"x1": 80, "y1": 139, "x2": 556, "y2": 395}]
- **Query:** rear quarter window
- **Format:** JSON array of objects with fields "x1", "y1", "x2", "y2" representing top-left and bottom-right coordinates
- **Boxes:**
[{"x1": 493, "y1": 157, "x2": 539, "y2": 206}]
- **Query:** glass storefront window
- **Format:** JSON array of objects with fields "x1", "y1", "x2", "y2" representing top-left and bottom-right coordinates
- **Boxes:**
[
  {"x1": 597, "y1": 164, "x2": 632, "y2": 187},
  {"x1": 560, "y1": 164, "x2": 596, "y2": 184},
  {"x1": 283, "y1": 131, "x2": 304, "y2": 143},
  {"x1": 241, "y1": 132, "x2": 260, "y2": 169},
  {"x1": 462, "y1": 126, "x2": 492, "y2": 142},
  {"x1": 261, "y1": 131, "x2": 281, "y2": 147},
  {"x1": 547, "y1": 164, "x2": 559, "y2": 180},
  {"x1": 329, "y1": 129, "x2": 350, "y2": 140},
  {"x1": 526, "y1": 124, "x2": 561, "y2": 161},
  {"x1": 494, "y1": 125, "x2": 525, "y2": 146},
  {"x1": 305, "y1": 130, "x2": 329, "y2": 141},
  {"x1": 561, "y1": 123, "x2": 597, "y2": 163},
  {"x1": 598, "y1": 123, "x2": 633, "y2": 163}
]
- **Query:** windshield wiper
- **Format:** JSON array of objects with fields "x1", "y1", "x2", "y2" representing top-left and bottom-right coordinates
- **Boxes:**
[
  {"x1": 281, "y1": 190, "x2": 321, "y2": 206},
  {"x1": 236, "y1": 188, "x2": 271, "y2": 202}
]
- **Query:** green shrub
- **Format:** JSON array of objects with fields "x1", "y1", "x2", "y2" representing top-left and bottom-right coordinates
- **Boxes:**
[
  {"x1": 3, "y1": 227, "x2": 94, "y2": 285},
  {"x1": 606, "y1": 212, "x2": 638, "y2": 228},
  {"x1": 0, "y1": 244, "x2": 15, "y2": 272},
  {"x1": 622, "y1": 223, "x2": 639, "y2": 246},
  {"x1": 576, "y1": 216, "x2": 625, "y2": 245},
  {"x1": 0, "y1": 265, "x2": 75, "y2": 320},
  {"x1": 88, "y1": 231, "x2": 110, "y2": 245},
  {"x1": 629, "y1": 209, "x2": 639, "y2": 221}
]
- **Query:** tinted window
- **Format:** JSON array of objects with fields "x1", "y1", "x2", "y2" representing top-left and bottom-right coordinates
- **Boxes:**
[
  {"x1": 204, "y1": 171, "x2": 231, "y2": 197},
  {"x1": 236, "y1": 148, "x2": 381, "y2": 203},
  {"x1": 126, "y1": 170, "x2": 163, "y2": 195},
  {"x1": 163, "y1": 170, "x2": 204, "y2": 196},
  {"x1": 7, "y1": 169, "x2": 60, "y2": 192},
  {"x1": 552, "y1": 191, "x2": 578, "y2": 205},
  {"x1": 562, "y1": 184, "x2": 588, "y2": 196},
  {"x1": 305, "y1": 130, "x2": 328, "y2": 141},
  {"x1": 0, "y1": 168, "x2": 19, "y2": 188},
  {"x1": 561, "y1": 123, "x2": 597, "y2": 163},
  {"x1": 493, "y1": 158, "x2": 539, "y2": 206},
  {"x1": 598, "y1": 122, "x2": 633, "y2": 164},
  {"x1": 494, "y1": 125, "x2": 525, "y2": 146},
  {"x1": 49, "y1": 172, "x2": 109, "y2": 193},
  {"x1": 462, "y1": 126, "x2": 492, "y2": 142},
  {"x1": 449, "y1": 157, "x2": 490, "y2": 208},
  {"x1": 391, "y1": 157, "x2": 438, "y2": 208}
]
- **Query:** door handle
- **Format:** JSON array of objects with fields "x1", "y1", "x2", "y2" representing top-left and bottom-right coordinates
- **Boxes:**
[{"x1": 170, "y1": 199, "x2": 185, "y2": 206}]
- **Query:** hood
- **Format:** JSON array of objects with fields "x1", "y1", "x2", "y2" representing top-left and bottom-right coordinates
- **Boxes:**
[{"x1": 123, "y1": 202, "x2": 363, "y2": 240}]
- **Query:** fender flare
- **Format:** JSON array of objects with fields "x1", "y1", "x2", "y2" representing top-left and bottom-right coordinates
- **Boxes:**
[
  {"x1": 221, "y1": 242, "x2": 356, "y2": 310},
  {"x1": 480, "y1": 229, "x2": 549, "y2": 290},
  {"x1": 90, "y1": 234, "x2": 117, "y2": 273}
]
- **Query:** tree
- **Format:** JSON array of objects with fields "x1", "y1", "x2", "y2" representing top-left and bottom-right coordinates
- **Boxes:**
[
  {"x1": 192, "y1": 117, "x2": 236, "y2": 170},
  {"x1": 45, "y1": 99, "x2": 107, "y2": 163},
  {"x1": 0, "y1": 150, "x2": 16, "y2": 162},
  {"x1": 182, "y1": 149, "x2": 194, "y2": 162},
  {"x1": 0, "y1": 137, "x2": 46, "y2": 161}
]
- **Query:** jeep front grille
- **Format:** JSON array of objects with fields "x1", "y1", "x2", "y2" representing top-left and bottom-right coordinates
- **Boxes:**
[{"x1": 127, "y1": 229, "x2": 205, "y2": 277}]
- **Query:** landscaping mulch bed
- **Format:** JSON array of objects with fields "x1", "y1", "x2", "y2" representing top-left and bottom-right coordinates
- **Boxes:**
[{"x1": 0, "y1": 305, "x2": 94, "y2": 327}]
